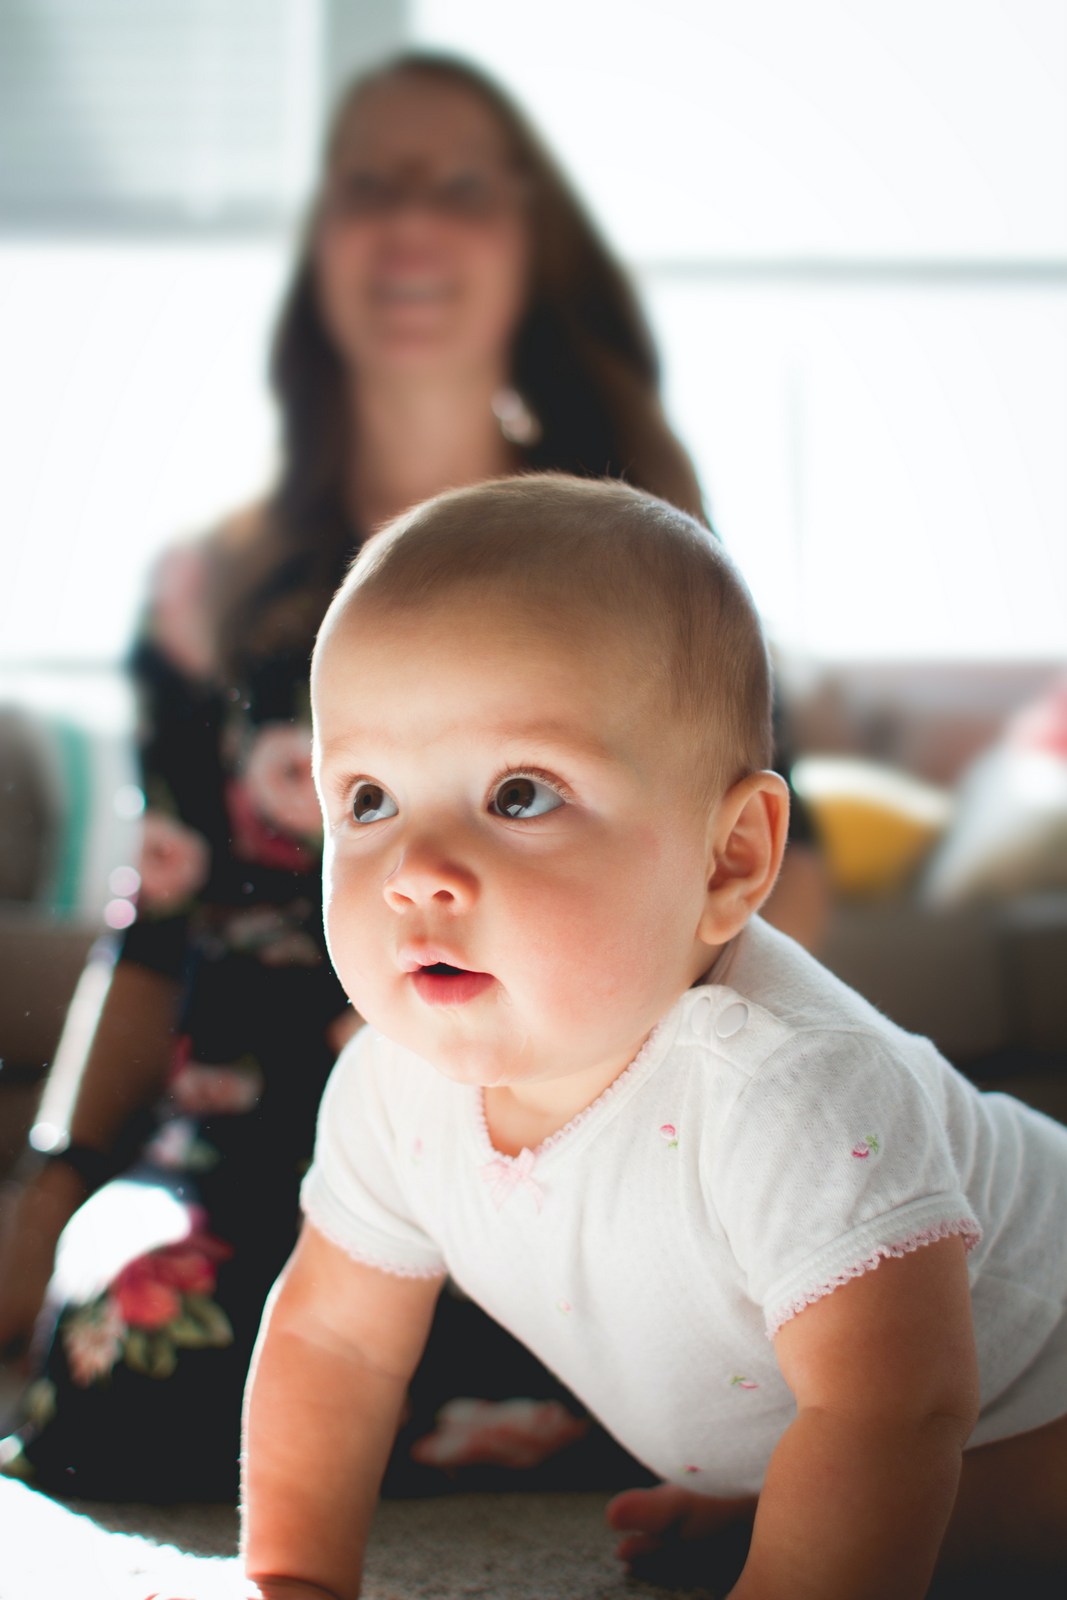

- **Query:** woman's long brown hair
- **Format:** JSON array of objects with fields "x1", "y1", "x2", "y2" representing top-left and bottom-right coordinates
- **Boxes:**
[{"x1": 215, "y1": 51, "x2": 706, "y2": 681}]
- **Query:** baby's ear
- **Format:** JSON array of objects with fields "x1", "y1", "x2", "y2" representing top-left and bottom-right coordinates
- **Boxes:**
[{"x1": 698, "y1": 772, "x2": 791, "y2": 945}]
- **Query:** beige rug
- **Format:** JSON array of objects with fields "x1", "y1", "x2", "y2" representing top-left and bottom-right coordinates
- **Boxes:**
[{"x1": 0, "y1": 1478, "x2": 712, "y2": 1600}]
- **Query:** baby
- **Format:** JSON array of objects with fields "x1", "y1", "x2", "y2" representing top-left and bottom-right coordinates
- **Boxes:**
[{"x1": 160, "y1": 476, "x2": 1067, "y2": 1600}]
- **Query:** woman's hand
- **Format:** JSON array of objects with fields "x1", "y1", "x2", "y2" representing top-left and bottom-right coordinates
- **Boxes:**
[{"x1": 0, "y1": 1161, "x2": 85, "y2": 1361}]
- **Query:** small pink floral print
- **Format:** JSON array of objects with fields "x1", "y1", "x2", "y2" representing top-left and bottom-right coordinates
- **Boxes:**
[
  {"x1": 683, "y1": 1464, "x2": 701, "y2": 1474},
  {"x1": 412, "y1": 1138, "x2": 424, "y2": 1164},
  {"x1": 730, "y1": 1375, "x2": 759, "y2": 1390},
  {"x1": 137, "y1": 810, "x2": 210, "y2": 909},
  {"x1": 243, "y1": 723, "x2": 322, "y2": 839},
  {"x1": 556, "y1": 1298, "x2": 572, "y2": 1314},
  {"x1": 64, "y1": 1299, "x2": 127, "y2": 1386},
  {"x1": 852, "y1": 1135, "x2": 881, "y2": 1159},
  {"x1": 659, "y1": 1123, "x2": 679, "y2": 1149}
]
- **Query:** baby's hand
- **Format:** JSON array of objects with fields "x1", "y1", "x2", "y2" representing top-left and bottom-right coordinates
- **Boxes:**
[{"x1": 607, "y1": 1484, "x2": 755, "y2": 1592}]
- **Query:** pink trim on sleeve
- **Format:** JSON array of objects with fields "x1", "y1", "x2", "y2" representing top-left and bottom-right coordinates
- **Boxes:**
[
  {"x1": 305, "y1": 1212, "x2": 447, "y2": 1281},
  {"x1": 766, "y1": 1216, "x2": 982, "y2": 1338}
]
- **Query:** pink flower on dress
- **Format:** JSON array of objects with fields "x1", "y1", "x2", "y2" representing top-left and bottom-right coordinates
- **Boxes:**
[
  {"x1": 243, "y1": 723, "x2": 322, "y2": 839},
  {"x1": 111, "y1": 1261, "x2": 182, "y2": 1330},
  {"x1": 852, "y1": 1135, "x2": 880, "y2": 1159},
  {"x1": 110, "y1": 1232, "x2": 232, "y2": 1329},
  {"x1": 660, "y1": 1123, "x2": 679, "y2": 1148},
  {"x1": 63, "y1": 1299, "x2": 127, "y2": 1386},
  {"x1": 137, "y1": 810, "x2": 210, "y2": 909},
  {"x1": 152, "y1": 1235, "x2": 232, "y2": 1294},
  {"x1": 730, "y1": 1375, "x2": 759, "y2": 1390}
]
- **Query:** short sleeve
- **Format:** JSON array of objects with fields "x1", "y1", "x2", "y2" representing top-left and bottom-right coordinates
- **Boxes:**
[
  {"x1": 301, "y1": 1030, "x2": 447, "y2": 1279},
  {"x1": 709, "y1": 1029, "x2": 982, "y2": 1337}
]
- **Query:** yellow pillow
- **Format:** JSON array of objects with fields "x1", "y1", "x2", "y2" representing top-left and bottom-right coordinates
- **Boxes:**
[{"x1": 792, "y1": 757, "x2": 954, "y2": 897}]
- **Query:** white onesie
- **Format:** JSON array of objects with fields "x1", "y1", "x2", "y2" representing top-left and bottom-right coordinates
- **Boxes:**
[{"x1": 301, "y1": 917, "x2": 1067, "y2": 1494}]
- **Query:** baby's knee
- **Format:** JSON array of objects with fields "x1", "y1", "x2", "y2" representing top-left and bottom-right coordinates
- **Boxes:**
[{"x1": 947, "y1": 1411, "x2": 1067, "y2": 1572}]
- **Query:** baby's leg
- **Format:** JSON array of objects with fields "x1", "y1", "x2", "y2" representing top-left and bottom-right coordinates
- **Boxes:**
[
  {"x1": 937, "y1": 1408, "x2": 1067, "y2": 1577},
  {"x1": 608, "y1": 1410, "x2": 1067, "y2": 1591}
]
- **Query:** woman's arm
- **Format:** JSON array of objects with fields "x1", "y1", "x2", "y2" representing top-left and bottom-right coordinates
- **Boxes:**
[
  {"x1": 0, "y1": 962, "x2": 179, "y2": 1357},
  {"x1": 729, "y1": 1235, "x2": 980, "y2": 1600},
  {"x1": 63, "y1": 960, "x2": 181, "y2": 1154},
  {"x1": 242, "y1": 1222, "x2": 443, "y2": 1600}
]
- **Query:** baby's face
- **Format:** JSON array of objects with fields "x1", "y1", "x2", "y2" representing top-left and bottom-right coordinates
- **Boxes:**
[{"x1": 312, "y1": 591, "x2": 718, "y2": 1094}]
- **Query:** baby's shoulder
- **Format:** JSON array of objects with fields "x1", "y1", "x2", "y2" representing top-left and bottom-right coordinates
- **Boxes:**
[{"x1": 671, "y1": 970, "x2": 933, "y2": 1139}]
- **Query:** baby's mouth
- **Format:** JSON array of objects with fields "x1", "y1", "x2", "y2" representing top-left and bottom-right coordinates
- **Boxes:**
[{"x1": 410, "y1": 960, "x2": 495, "y2": 1007}]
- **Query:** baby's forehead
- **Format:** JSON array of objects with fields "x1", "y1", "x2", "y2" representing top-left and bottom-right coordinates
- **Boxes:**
[
  {"x1": 321, "y1": 574, "x2": 645, "y2": 662},
  {"x1": 313, "y1": 578, "x2": 680, "y2": 726}
]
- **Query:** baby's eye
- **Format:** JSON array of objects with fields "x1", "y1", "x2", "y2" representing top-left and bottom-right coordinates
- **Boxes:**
[
  {"x1": 489, "y1": 774, "x2": 564, "y2": 820},
  {"x1": 350, "y1": 781, "x2": 398, "y2": 825}
]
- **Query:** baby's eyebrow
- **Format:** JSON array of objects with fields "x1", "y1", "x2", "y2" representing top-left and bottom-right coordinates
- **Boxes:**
[
  {"x1": 481, "y1": 720, "x2": 620, "y2": 764},
  {"x1": 317, "y1": 720, "x2": 620, "y2": 768}
]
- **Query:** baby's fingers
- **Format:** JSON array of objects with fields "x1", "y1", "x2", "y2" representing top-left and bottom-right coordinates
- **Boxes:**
[{"x1": 613, "y1": 1529, "x2": 664, "y2": 1563}]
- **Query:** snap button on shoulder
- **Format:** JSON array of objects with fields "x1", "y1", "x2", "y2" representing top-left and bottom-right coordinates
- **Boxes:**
[
  {"x1": 715, "y1": 1001, "x2": 749, "y2": 1039},
  {"x1": 689, "y1": 992, "x2": 717, "y2": 1041}
]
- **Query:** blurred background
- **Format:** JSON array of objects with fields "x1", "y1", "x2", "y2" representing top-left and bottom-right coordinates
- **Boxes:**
[{"x1": 1, "y1": 0, "x2": 1065, "y2": 1150}]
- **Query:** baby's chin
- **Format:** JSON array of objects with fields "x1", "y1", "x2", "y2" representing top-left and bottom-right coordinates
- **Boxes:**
[
  {"x1": 365, "y1": 1010, "x2": 532, "y2": 1089},
  {"x1": 418, "y1": 1038, "x2": 528, "y2": 1089}
]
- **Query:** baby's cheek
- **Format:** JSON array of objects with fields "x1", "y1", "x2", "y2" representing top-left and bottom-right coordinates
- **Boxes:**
[{"x1": 322, "y1": 872, "x2": 368, "y2": 994}]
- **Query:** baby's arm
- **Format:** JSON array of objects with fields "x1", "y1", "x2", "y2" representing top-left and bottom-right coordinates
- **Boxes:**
[
  {"x1": 731, "y1": 1234, "x2": 980, "y2": 1600},
  {"x1": 241, "y1": 1221, "x2": 443, "y2": 1600}
]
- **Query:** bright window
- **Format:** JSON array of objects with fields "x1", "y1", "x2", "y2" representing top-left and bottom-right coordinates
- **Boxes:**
[{"x1": 1, "y1": 0, "x2": 1064, "y2": 664}]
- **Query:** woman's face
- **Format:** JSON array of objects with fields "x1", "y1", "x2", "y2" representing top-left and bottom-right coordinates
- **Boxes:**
[{"x1": 313, "y1": 74, "x2": 531, "y2": 382}]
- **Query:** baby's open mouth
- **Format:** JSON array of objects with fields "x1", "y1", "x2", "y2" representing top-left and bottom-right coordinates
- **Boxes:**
[{"x1": 410, "y1": 960, "x2": 494, "y2": 1006}]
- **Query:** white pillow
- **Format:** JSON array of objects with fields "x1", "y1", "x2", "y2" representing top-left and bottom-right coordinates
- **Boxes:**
[{"x1": 922, "y1": 743, "x2": 1067, "y2": 906}]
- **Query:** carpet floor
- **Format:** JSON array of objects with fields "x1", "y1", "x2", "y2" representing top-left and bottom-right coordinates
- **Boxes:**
[{"x1": 0, "y1": 1478, "x2": 712, "y2": 1600}]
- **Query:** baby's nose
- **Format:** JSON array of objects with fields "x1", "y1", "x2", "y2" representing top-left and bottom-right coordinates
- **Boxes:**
[{"x1": 383, "y1": 843, "x2": 477, "y2": 911}]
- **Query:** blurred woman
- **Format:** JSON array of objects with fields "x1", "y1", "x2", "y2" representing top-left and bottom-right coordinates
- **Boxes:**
[{"x1": 0, "y1": 52, "x2": 822, "y2": 1500}]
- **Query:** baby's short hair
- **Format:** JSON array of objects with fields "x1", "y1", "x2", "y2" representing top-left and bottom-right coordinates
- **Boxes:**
[{"x1": 322, "y1": 475, "x2": 773, "y2": 796}]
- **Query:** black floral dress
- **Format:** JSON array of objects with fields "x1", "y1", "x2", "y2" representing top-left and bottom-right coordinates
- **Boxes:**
[{"x1": 6, "y1": 539, "x2": 625, "y2": 1502}]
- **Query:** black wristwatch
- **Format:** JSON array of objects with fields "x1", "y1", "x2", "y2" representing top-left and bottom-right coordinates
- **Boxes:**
[{"x1": 34, "y1": 1139, "x2": 117, "y2": 1196}]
